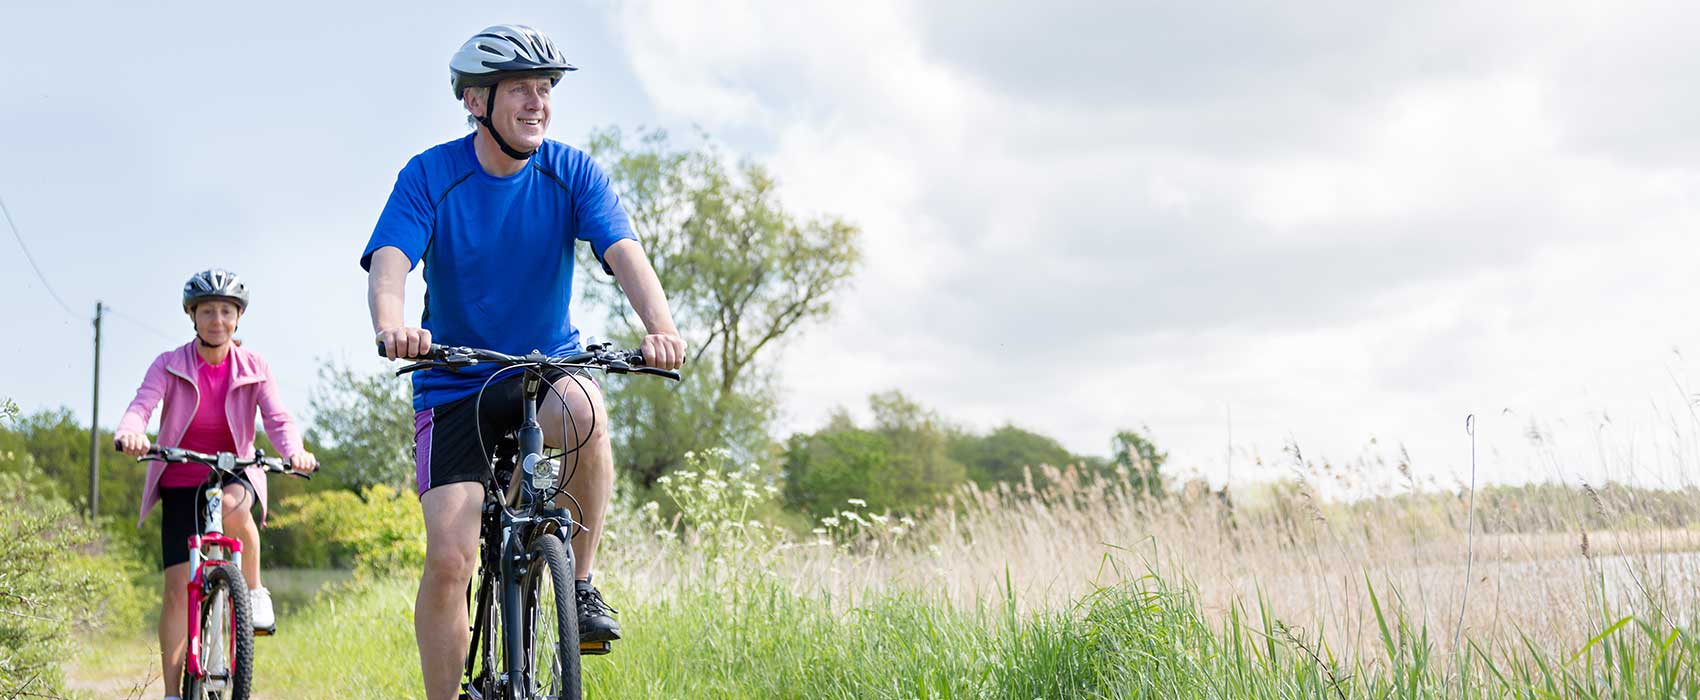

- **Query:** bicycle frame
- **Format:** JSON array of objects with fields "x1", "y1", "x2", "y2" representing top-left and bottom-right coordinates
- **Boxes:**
[
  {"x1": 467, "y1": 369, "x2": 578, "y2": 696},
  {"x1": 385, "y1": 342, "x2": 678, "y2": 699},
  {"x1": 184, "y1": 454, "x2": 245, "y2": 682}
]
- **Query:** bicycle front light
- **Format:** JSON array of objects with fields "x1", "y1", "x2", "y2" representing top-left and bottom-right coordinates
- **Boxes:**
[{"x1": 524, "y1": 453, "x2": 559, "y2": 492}]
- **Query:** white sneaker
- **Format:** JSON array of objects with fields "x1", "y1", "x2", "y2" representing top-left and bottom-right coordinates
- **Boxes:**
[{"x1": 250, "y1": 587, "x2": 276, "y2": 635}]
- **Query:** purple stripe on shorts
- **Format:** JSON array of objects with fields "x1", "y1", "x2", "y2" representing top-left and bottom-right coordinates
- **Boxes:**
[{"x1": 414, "y1": 408, "x2": 434, "y2": 496}]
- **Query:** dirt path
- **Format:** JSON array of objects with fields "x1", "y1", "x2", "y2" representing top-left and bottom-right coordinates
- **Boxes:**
[
  {"x1": 65, "y1": 636, "x2": 161, "y2": 700},
  {"x1": 66, "y1": 636, "x2": 276, "y2": 700}
]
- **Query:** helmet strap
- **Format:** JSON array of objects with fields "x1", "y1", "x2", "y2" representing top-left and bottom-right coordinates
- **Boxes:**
[{"x1": 477, "y1": 86, "x2": 537, "y2": 161}]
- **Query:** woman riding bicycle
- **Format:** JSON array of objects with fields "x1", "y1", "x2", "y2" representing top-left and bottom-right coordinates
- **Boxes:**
[{"x1": 113, "y1": 268, "x2": 319, "y2": 699}]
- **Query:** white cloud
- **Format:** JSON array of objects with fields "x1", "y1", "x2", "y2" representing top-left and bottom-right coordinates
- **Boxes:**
[{"x1": 608, "y1": 0, "x2": 1700, "y2": 493}]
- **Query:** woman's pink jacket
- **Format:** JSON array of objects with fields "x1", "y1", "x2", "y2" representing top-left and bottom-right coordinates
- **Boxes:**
[{"x1": 117, "y1": 341, "x2": 304, "y2": 527}]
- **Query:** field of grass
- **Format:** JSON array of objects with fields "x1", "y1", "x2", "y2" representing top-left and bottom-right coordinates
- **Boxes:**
[{"x1": 70, "y1": 457, "x2": 1700, "y2": 699}]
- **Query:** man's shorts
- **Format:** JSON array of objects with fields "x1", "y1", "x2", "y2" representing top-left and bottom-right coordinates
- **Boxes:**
[
  {"x1": 413, "y1": 366, "x2": 595, "y2": 496},
  {"x1": 159, "y1": 472, "x2": 254, "y2": 569}
]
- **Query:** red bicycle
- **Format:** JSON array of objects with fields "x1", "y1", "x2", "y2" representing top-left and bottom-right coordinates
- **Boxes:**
[{"x1": 134, "y1": 446, "x2": 310, "y2": 700}]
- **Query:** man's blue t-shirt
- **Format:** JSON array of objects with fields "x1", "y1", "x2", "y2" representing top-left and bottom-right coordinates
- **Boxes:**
[{"x1": 360, "y1": 134, "x2": 635, "y2": 411}]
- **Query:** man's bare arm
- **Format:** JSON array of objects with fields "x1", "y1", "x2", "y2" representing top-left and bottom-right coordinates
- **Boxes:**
[
  {"x1": 368, "y1": 246, "x2": 432, "y2": 358},
  {"x1": 604, "y1": 239, "x2": 686, "y2": 369}
]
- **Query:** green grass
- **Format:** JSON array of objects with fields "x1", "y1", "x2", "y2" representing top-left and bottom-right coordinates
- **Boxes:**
[{"x1": 245, "y1": 570, "x2": 1699, "y2": 699}]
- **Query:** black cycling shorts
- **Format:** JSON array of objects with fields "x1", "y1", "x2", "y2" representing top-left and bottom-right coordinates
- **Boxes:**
[
  {"x1": 159, "y1": 473, "x2": 254, "y2": 569},
  {"x1": 412, "y1": 366, "x2": 595, "y2": 496}
]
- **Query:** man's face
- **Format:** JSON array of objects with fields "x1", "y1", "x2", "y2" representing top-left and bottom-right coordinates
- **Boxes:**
[{"x1": 479, "y1": 76, "x2": 552, "y2": 152}]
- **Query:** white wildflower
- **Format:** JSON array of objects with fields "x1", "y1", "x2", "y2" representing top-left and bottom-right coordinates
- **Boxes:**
[{"x1": 847, "y1": 498, "x2": 867, "y2": 507}]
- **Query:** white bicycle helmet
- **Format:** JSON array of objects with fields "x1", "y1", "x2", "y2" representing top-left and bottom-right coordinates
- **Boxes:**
[
  {"x1": 182, "y1": 268, "x2": 250, "y2": 312},
  {"x1": 450, "y1": 24, "x2": 576, "y2": 100}
]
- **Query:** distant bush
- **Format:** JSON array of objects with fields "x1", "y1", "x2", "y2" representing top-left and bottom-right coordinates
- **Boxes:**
[{"x1": 270, "y1": 486, "x2": 424, "y2": 578}]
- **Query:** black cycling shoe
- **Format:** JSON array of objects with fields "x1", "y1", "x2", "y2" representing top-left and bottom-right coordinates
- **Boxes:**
[{"x1": 576, "y1": 578, "x2": 621, "y2": 646}]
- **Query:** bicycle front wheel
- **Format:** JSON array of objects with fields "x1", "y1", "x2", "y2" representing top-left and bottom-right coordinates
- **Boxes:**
[
  {"x1": 183, "y1": 563, "x2": 253, "y2": 700},
  {"x1": 520, "y1": 533, "x2": 581, "y2": 700}
]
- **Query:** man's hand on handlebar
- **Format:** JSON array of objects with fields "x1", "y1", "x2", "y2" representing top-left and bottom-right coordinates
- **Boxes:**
[
  {"x1": 640, "y1": 332, "x2": 687, "y2": 371},
  {"x1": 376, "y1": 326, "x2": 433, "y2": 360}
]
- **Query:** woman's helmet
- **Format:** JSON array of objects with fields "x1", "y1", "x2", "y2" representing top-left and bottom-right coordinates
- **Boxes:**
[{"x1": 182, "y1": 268, "x2": 249, "y2": 313}]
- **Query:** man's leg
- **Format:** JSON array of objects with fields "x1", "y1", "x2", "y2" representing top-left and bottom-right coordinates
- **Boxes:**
[
  {"x1": 416, "y1": 482, "x2": 483, "y2": 700},
  {"x1": 539, "y1": 373, "x2": 619, "y2": 642},
  {"x1": 540, "y1": 372, "x2": 612, "y2": 579}
]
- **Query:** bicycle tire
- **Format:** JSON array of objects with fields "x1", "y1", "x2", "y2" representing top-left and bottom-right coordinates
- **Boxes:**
[
  {"x1": 466, "y1": 572, "x2": 503, "y2": 700},
  {"x1": 182, "y1": 563, "x2": 253, "y2": 700},
  {"x1": 520, "y1": 533, "x2": 581, "y2": 700}
]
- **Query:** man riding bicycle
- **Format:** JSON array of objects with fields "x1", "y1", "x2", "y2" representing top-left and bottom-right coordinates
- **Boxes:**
[{"x1": 360, "y1": 24, "x2": 686, "y2": 700}]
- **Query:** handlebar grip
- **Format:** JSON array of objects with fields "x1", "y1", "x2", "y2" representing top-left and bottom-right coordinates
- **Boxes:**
[
  {"x1": 377, "y1": 341, "x2": 447, "y2": 359},
  {"x1": 635, "y1": 366, "x2": 683, "y2": 381},
  {"x1": 630, "y1": 351, "x2": 683, "y2": 381}
]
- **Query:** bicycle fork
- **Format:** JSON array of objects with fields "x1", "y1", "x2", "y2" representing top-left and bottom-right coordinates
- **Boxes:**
[{"x1": 186, "y1": 482, "x2": 243, "y2": 680}]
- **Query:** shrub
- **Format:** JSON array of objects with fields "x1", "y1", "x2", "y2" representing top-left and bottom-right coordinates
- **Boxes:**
[
  {"x1": 0, "y1": 469, "x2": 147, "y2": 697},
  {"x1": 270, "y1": 485, "x2": 425, "y2": 578}
]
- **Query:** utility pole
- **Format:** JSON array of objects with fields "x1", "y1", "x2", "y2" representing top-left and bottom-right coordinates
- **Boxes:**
[{"x1": 88, "y1": 301, "x2": 103, "y2": 520}]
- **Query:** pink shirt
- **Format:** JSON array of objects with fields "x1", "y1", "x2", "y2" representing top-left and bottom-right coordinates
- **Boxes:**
[{"x1": 159, "y1": 355, "x2": 237, "y2": 488}]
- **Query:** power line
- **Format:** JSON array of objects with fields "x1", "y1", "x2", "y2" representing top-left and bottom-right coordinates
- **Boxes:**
[
  {"x1": 107, "y1": 306, "x2": 179, "y2": 342},
  {"x1": 1, "y1": 195, "x2": 83, "y2": 321}
]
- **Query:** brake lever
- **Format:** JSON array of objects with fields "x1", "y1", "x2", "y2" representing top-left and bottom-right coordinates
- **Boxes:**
[{"x1": 395, "y1": 361, "x2": 435, "y2": 376}]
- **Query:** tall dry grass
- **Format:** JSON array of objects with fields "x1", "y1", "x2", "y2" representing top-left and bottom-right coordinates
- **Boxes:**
[{"x1": 599, "y1": 450, "x2": 1700, "y2": 663}]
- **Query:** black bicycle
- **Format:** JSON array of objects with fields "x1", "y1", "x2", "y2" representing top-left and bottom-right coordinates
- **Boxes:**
[
  {"x1": 125, "y1": 446, "x2": 311, "y2": 700},
  {"x1": 386, "y1": 341, "x2": 679, "y2": 700}
]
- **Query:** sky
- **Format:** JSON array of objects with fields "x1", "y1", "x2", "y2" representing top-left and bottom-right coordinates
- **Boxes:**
[{"x1": 4, "y1": 1, "x2": 1699, "y2": 495}]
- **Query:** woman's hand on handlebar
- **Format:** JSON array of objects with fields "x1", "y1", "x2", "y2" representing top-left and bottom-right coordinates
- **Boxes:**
[
  {"x1": 376, "y1": 326, "x2": 432, "y2": 360},
  {"x1": 290, "y1": 450, "x2": 320, "y2": 474},
  {"x1": 114, "y1": 431, "x2": 151, "y2": 458}
]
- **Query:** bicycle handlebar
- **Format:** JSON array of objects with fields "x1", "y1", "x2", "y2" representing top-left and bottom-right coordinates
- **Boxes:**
[
  {"x1": 376, "y1": 342, "x2": 683, "y2": 382},
  {"x1": 124, "y1": 445, "x2": 313, "y2": 479}
]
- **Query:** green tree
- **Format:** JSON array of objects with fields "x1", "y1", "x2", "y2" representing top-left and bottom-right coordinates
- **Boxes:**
[
  {"x1": 304, "y1": 360, "x2": 415, "y2": 491},
  {"x1": 949, "y1": 424, "x2": 1075, "y2": 487},
  {"x1": 1111, "y1": 428, "x2": 1167, "y2": 496},
  {"x1": 581, "y1": 127, "x2": 862, "y2": 484},
  {"x1": 784, "y1": 392, "x2": 966, "y2": 514},
  {"x1": 0, "y1": 408, "x2": 152, "y2": 560}
]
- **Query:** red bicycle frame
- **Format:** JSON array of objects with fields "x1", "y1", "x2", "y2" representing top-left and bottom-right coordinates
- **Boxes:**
[{"x1": 183, "y1": 533, "x2": 243, "y2": 678}]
